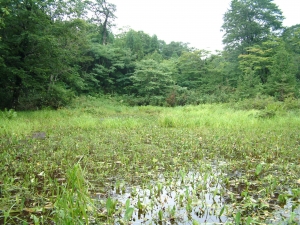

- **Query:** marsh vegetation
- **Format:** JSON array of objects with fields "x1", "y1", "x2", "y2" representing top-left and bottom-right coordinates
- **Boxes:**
[
  {"x1": 1, "y1": 96, "x2": 300, "y2": 224},
  {"x1": 1, "y1": 0, "x2": 300, "y2": 223}
]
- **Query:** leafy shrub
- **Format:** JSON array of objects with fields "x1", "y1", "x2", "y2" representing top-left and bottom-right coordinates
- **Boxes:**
[
  {"x1": 233, "y1": 95, "x2": 277, "y2": 110},
  {"x1": 42, "y1": 85, "x2": 75, "y2": 109},
  {"x1": 234, "y1": 95, "x2": 291, "y2": 118},
  {"x1": 165, "y1": 86, "x2": 189, "y2": 106},
  {"x1": 1, "y1": 108, "x2": 17, "y2": 119},
  {"x1": 125, "y1": 96, "x2": 150, "y2": 106},
  {"x1": 166, "y1": 91, "x2": 177, "y2": 107},
  {"x1": 283, "y1": 96, "x2": 300, "y2": 110},
  {"x1": 18, "y1": 85, "x2": 75, "y2": 110},
  {"x1": 149, "y1": 96, "x2": 165, "y2": 106},
  {"x1": 233, "y1": 94, "x2": 300, "y2": 114},
  {"x1": 256, "y1": 109, "x2": 276, "y2": 119}
]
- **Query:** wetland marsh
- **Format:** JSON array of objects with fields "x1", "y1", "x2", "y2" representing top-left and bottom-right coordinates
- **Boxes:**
[{"x1": 1, "y1": 96, "x2": 300, "y2": 224}]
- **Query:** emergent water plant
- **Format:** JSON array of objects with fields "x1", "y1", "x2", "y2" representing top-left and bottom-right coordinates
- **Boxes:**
[{"x1": 1, "y1": 97, "x2": 300, "y2": 224}]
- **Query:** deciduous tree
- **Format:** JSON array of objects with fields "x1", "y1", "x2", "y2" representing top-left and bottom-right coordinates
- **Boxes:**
[
  {"x1": 88, "y1": 0, "x2": 116, "y2": 45},
  {"x1": 130, "y1": 59, "x2": 175, "y2": 100},
  {"x1": 222, "y1": 0, "x2": 284, "y2": 52},
  {"x1": 176, "y1": 50, "x2": 210, "y2": 89}
]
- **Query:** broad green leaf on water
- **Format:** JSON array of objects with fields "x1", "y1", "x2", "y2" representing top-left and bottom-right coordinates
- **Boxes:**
[
  {"x1": 136, "y1": 197, "x2": 144, "y2": 211},
  {"x1": 124, "y1": 207, "x2": 134, "y2": 221},
  {"x1": 192, "y1": 220, "x2": 200, "y2": 225},
  {"x1": 255, "y1": 163, "x2": 263, "y2": 176},
  {"x1": 288, "y1": 212, "x2": 296, "y2": 223},
  {"x1": 278, "y1": 194, "x2": 288, "y2": 205},
  {"x1": 106, "y1": 197, "x2": 116, "y2": 216},
  {"x1": 246, "y1": 216, "x2": 252, "y2": 225},
  {"x1": 30, "y1": 214, "x2": 39, "y2": 225},
  {"x1": 219, "y1": 206, "x2": 225, "y2": 217},
  {"x1": 235, "y1": 211, "x2": 241, "y2": 225},
  {"x1": 158, "y1": 209, "x2": 163, "y2": 221},
  {"x1": 125, "y1": 199, "x2": 130, "y2": 209}
]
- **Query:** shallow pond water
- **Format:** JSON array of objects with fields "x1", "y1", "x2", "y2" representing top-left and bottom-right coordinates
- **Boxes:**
[
  {"x1": 267, "y1": 199, "x2": 300, "y2": 224},
  {"x1": 92, "y1": 164, "x2": 300, "y2": 225},
  {"x1": 95, "y1": 169, "x2": 228, "y2": 224}
]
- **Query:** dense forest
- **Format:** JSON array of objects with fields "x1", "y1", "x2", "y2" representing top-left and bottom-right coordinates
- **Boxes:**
[{"x1": 0, "y1": 0, "x2": 299, "y2": 110}]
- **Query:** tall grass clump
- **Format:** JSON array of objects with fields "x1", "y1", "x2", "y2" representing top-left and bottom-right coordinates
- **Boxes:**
[
  {"x1": 159, "y1": 115, "x2": 177, "y2": 128},
  {"x1": 53, "y1": 164, "x2": 95, "y2": 225}
]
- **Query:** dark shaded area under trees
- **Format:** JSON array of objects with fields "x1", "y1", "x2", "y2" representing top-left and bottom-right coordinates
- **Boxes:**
[{"x1": 0, "y1": 0, "x2": 299, "y2": 110}]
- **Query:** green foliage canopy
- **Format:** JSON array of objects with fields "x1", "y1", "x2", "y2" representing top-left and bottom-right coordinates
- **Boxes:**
[
  {"x1": 222, "y1": 0, "x2": 284, "y2": 52},
  {"x1": 130, "y1": 59, "x2": 175, "y2": 99}
]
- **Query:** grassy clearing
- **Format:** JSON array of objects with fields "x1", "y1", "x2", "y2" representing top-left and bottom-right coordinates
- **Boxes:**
[{"x1": 0, "y1": 96, "x2": 300, "y2": 224}]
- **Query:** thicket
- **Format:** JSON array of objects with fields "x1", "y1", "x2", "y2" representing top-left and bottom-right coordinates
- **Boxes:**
[{"x1": 0, "y1": 0, "x2": 299, "y2": 110}]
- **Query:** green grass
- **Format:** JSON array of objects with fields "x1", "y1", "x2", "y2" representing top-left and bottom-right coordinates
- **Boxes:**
[{"x1": 1, "y1": 96, "x2": 300, "y2": 224}]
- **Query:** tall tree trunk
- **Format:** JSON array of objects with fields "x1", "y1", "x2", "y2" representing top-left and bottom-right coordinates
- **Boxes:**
[{"x1": 101, "y1": 13, "x2": 108, "y2": 45}]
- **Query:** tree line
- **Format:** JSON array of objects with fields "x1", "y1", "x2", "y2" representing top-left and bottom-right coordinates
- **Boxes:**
[{"x1": 0, "y1": 0, "x2": 299, "y2": 110}]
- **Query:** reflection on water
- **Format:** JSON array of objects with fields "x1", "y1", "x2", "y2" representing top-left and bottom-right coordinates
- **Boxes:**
[
  {"x1": 267, "y1": 199, "x2": 300, "y2": 225},
  {"x1": 95, "y1": 169, "x2": 228, "y2": 224},
  {"x1": 93, "y1": 166, "x2": 300, "y2": 224}
]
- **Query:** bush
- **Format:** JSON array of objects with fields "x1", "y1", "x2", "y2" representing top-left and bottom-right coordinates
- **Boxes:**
[
  {"x1": 256, "y1": 109, "x2": 276, "y2": 119},
  {"x1": 165, "y1": 86, "x2": 189, "y2": 106},
  {"x1": 17, "y1": 85, "x2": 75, "y2": 110},
  {"x1": 233, "y1": 95, "x2": 277, "y2": 110},
  {"x1": 1, "y1": 108, "x2": 17, "y2": 119},
  {"x1": 125, "y1": 96, "x2": 150, "y2": 106},
  {"x1": 283, "y1": 96, "x2": 300, "y2": 110},
  {"x1": 165, "y1": 91, "x2": 177, "y2": 107}
]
